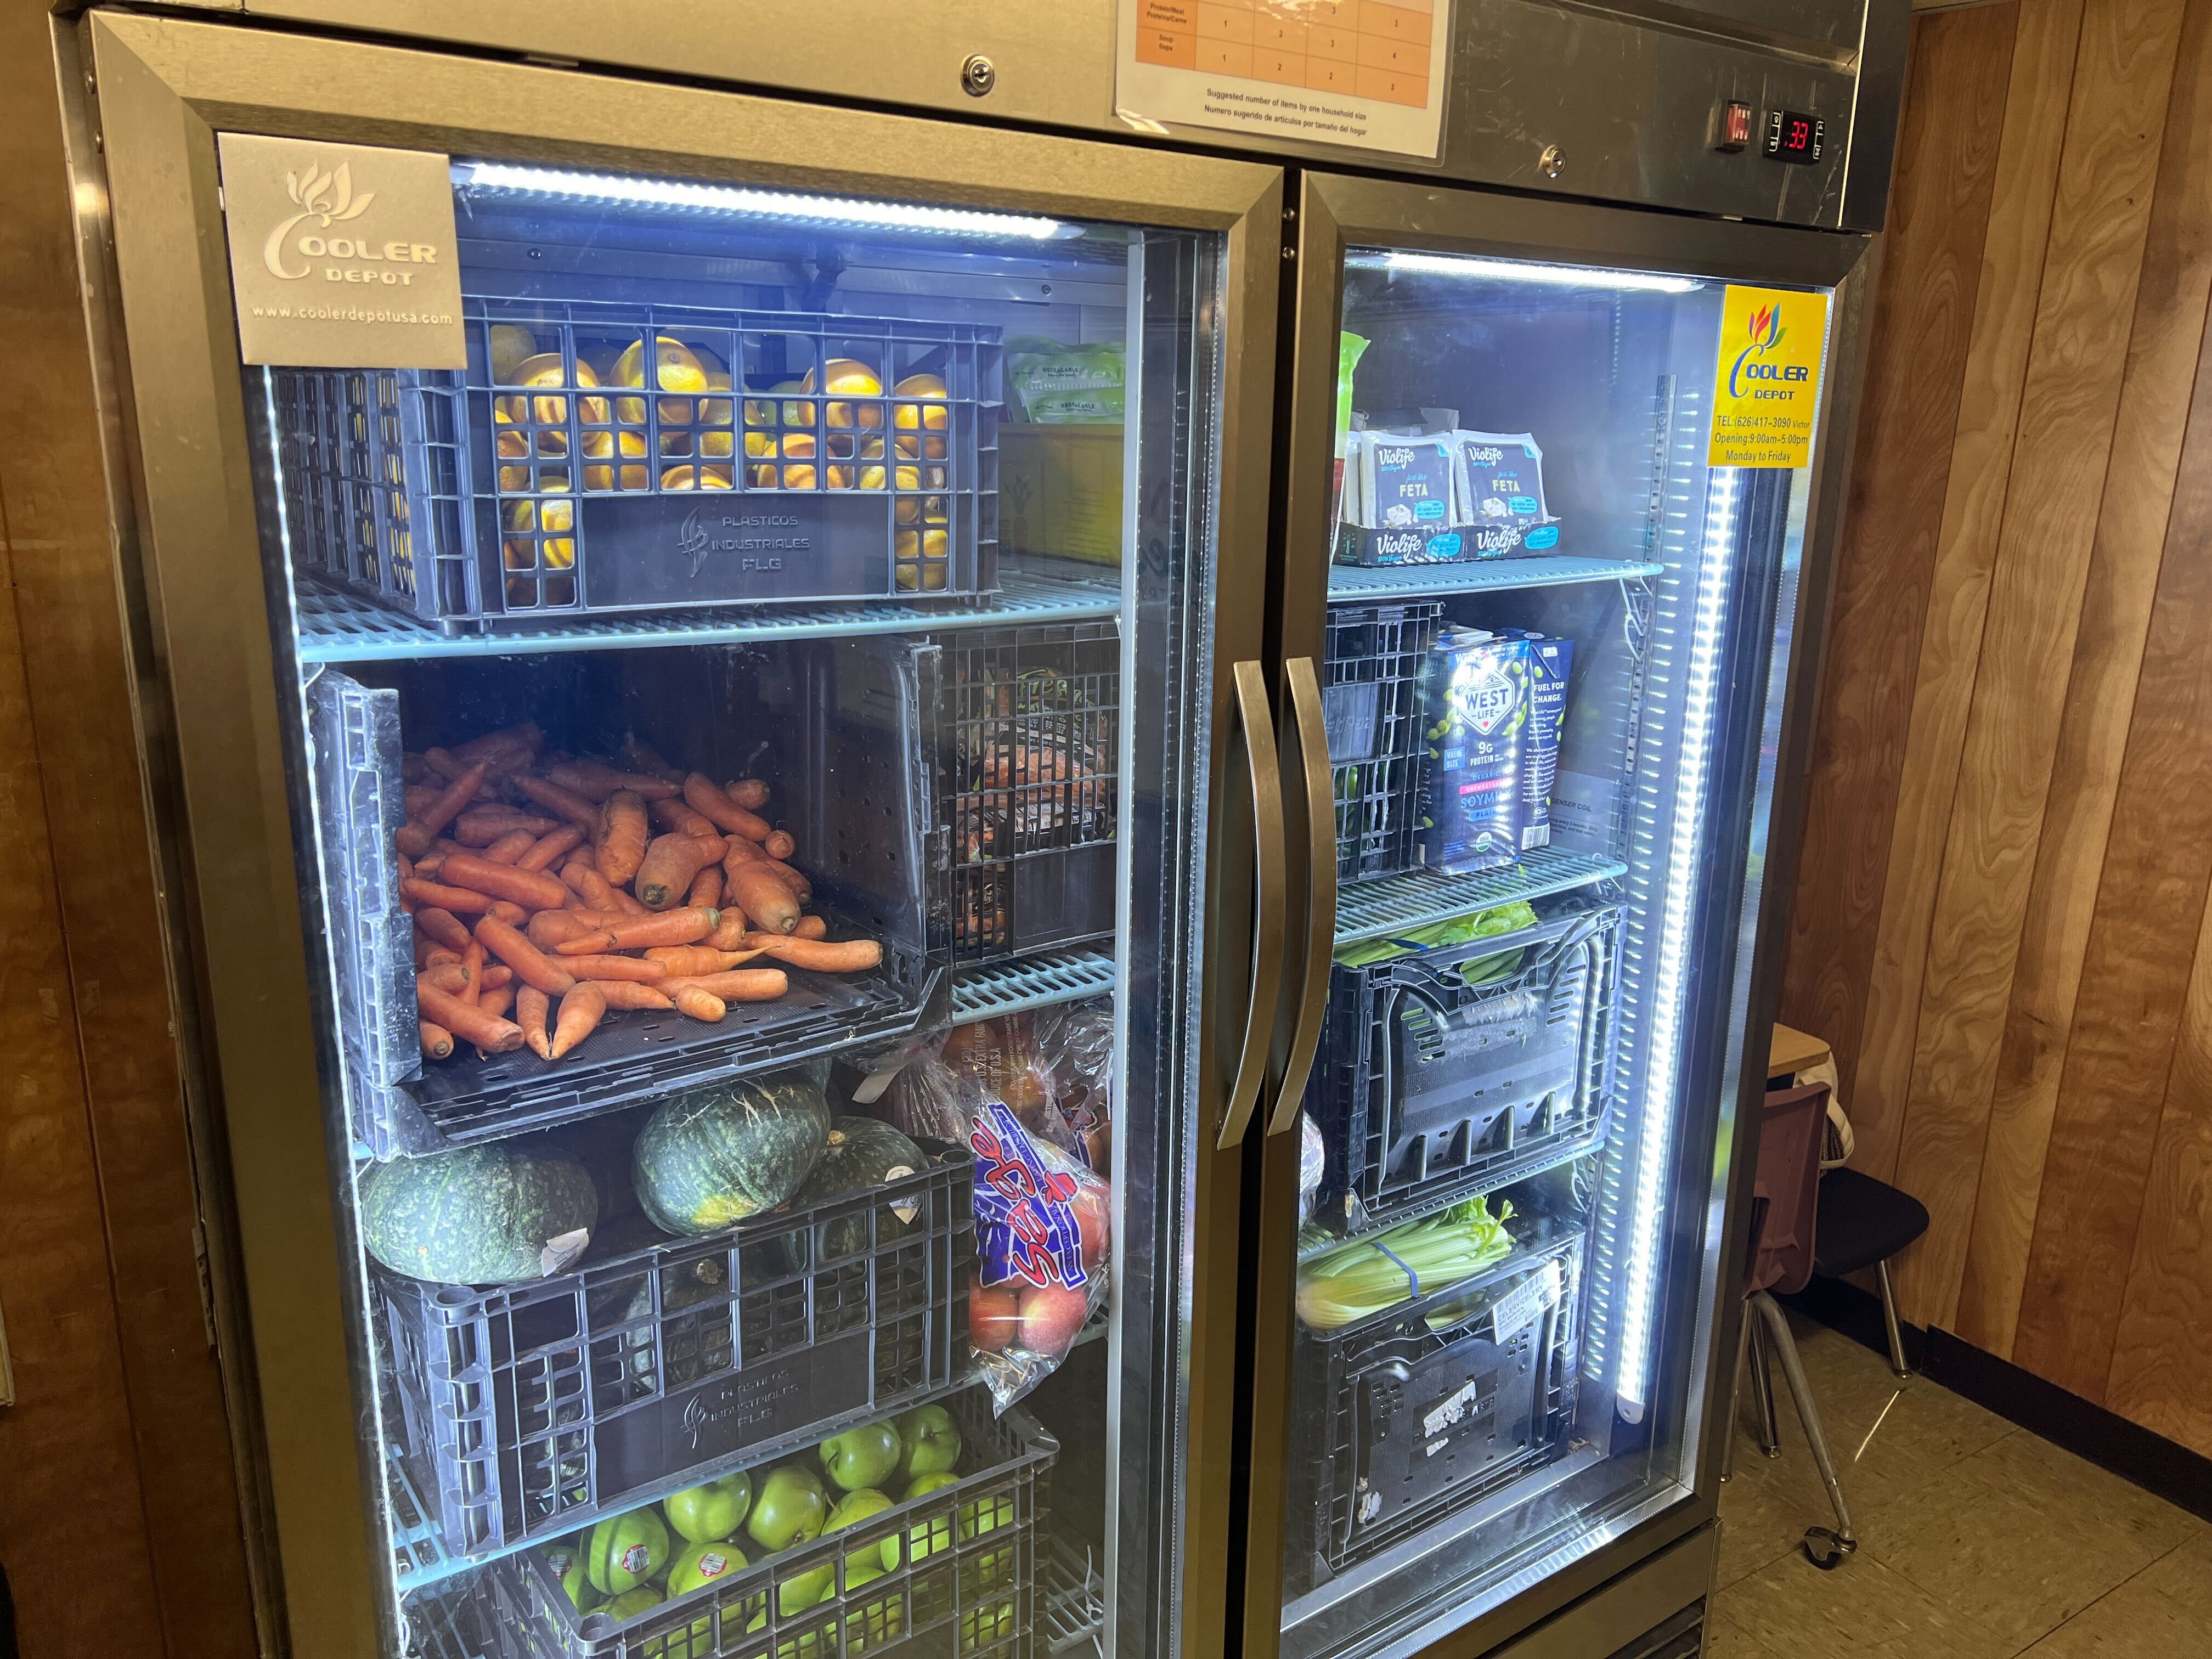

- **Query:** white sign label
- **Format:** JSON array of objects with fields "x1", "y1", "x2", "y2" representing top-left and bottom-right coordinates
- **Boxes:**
[
  {"x1": 1116, "y1": 0, "x2": 1452, "y2": 160},
  {"x1": 218, "y1": 133, "x2": 465, "y2": 369},
  {"x1": 1491, "y1": 1257, "x2": 1562, "y2": 1343}
]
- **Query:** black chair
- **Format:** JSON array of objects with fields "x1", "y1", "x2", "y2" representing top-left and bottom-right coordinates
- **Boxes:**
[{"x1": 1811, "y1": 1166, "x2": 1929, "y2": 1379}]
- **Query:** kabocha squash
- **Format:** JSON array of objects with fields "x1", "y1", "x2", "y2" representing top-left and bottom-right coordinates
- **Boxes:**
[
  {"x1": 360, "y1": 1142, "x2": 597, "y2": 1284},
  {"x1": 792, "y1": 1118, "x2": 930, "y2": 1257},
  {"x1": 631, "y1": 1070, "x2": 832, "y2": 1236}
]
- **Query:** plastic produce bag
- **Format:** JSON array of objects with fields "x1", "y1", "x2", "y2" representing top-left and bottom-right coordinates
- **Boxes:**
[
  {"x1": 1006, "y1": 336, "x2": 1126, "y2": 424},
  {"x1": 1030, "y1": 997, "x2": 1114, "y2": 1170},
  {"x1": 968, "y1": 1093, "x2": 1112, "y2": 1414}
]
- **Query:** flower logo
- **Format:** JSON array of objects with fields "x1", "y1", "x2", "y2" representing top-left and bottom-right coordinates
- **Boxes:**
[
  {"x1": 262, "y1": 161, "x2": 376, "y2": 280},
  {"x1": 1728, "y1": 300, "x2": 1790, "y2": 398}
]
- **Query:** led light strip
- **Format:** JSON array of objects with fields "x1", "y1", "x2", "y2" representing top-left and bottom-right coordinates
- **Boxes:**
[
  {"x1": 1616, "y1": 465, "x2": 1739, "y2": 1422},
  {"x1": 463, "y1": 161, "x2": 1066, "y2": 240},
  {"x1": 1364, "y1": 250, "x2": 1701, "y2": 294}
]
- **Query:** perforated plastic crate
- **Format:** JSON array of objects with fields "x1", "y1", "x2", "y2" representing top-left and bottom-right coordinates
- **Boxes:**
[
  {"x1": 1286, "y1": 1233, "x2": 1584, "y2": 1592},
  {"x1": 483, "y1": 1391, "x2": 1051, "y2": 1659},
  {"x1": 382, "y1": 1142, "x2": 974, "y2": 1560},
  {"x1": 267, "y1": 301, "x2": 1001, "y2": 630},
  {"x1": 1305, "y1": 905, "x2": 1621, "y2": 1230},
  {"x1": 936, "y1": 624, "x2": 1119, "y2": 965},
  {"x1": 307, "y1": 644, "x2": 945, "y2": 1161},
  {"x1": 1324, "y1": 601, "x2": 1443, "y2": 884}
]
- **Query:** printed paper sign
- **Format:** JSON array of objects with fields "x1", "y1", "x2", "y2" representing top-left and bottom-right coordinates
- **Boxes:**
[
  {"x1": 1708, "y1": 285, "x2": 1830, "y2": 469},
  {"x1": 217, "y1": 133, "x2": 465, "y2": 369},
  {"x1": 1116, "y1": 0, "x2": 1452, "y2": 160}
]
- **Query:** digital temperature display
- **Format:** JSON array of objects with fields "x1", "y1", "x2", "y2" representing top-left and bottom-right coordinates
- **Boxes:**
[{"x1": 1764, "y1": 109, "x2": 1825, "y2": 165}]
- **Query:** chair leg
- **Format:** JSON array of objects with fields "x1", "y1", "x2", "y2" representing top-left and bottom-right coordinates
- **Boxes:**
[
  {"x1": 1751, "y1": 1290, "x2": 1857, "y2": 1570},
  {"x1": 1877, "y1": 1259, "x2": 1911, "y2": 1379},
  {"x1": 1722, "y1": 1300, "x2": 1751, "y2": 1483},
  {"x1": 1746, "y1": 1312, "x2": 1781, "y2": 1458}
]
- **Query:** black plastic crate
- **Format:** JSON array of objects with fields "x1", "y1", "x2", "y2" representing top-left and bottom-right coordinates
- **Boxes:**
[
  {"x1": 309, "y1": 643, "x2": 946, "y2": 1160},
  {"x1": 1289, "y1": 1233, "x2": 1584, "y2": 1590},
  {"x1": 483, "y1": 1390, "x2": 1050, "y2": 1659},
  {"x1": 270, "y1": 301, "x2": 1001, "y2": 631},
  {"x1": 1305, "y1": 905, "x2": 1621, "y2": 1229},
  {"x1": 1324, "y1": 601, "x2": 1443, "y2": 883},
  {"x1": 936, "y1": 624, "x2": 1119, "y2": 965},
  {"x1": 382, "y1": 1142, "x2": 975, "y2": 1561}
]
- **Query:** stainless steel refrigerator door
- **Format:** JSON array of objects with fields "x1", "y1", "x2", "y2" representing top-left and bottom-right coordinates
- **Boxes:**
[
  {"x1": 1244, "y1": 170, "x2": 1874, "y2": 1659},
  {"x1": 71, "y1": 11, "x2": 1283, "y2": 1656}
]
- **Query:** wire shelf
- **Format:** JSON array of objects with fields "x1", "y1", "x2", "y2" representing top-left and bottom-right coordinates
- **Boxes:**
[
  {"x1": 952, "y1": 945, "x2": 1117, "y2": 1024},
  {"x1": 388, "y1": 1445, "x2": 462, "y2": 1594},
  {"x1": 292, "y1": 571, "x2": 1120, "y2": 662},
  {"x1": 1327, "y1": 556, "x2": 1664, "y2": 603},
  {"x1": 1333, "y1": 849, "x2": 1626, "y2": 947},
  {"x1": 1044, "y1": 1532, "x2": 1107, "y2": 1657}
]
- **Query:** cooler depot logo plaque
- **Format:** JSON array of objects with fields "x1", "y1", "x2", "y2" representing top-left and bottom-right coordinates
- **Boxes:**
[{"x1": 218, "y1": 133, "x2": 465, "y2": 369}]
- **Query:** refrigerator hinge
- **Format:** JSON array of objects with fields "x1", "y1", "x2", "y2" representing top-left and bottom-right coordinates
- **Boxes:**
[{"x1": 192, "y1": 1221, "x2": 218, "y2": 1350}]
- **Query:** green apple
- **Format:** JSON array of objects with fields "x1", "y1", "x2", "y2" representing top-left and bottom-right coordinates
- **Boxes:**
[
  {"x1": 667, "y1": 1539, "x2": 749, "y2": 1596},
  {"x1": 747, "y1": 1465, "x2": 828, "y2": 1555},
  {"x1": 900, "y1": 1471, "x2": 960, "y2": 1565},
  {"x1": 588, "y1": 1508, "x2": 672, "y2": 1594},
  {"x1": 842, "y1": 1559, "x2": 905, "y2": 1654},
  {"x1": 819, "y1": 1419, "x2": 904, "y2": 1492},
  {"x1": 825, "y1": 1488, "x2": 900, "y2": 1571},
  {"x1": 603, "y1": 1584, "x2": 664, "y2": 1621},
  {"x1": 777, "y1": 1561, "x2": 835, "y2": 1617},
  {"x1": 958, "y1": 1494, "x2": 1008, "y2": 1542},
  {"x1": 663, "y1": 1472, "x2": 752, "y2": 1543},
  {"x1": 894, "y1": 1404, "x2": 961, "y2": 1482},
  {"x1": 543, "y1": 1540, "x2": 601, "y2": 1613}
]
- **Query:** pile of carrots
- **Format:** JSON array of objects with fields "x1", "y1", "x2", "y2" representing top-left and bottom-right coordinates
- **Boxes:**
[{"x1": 393, "y1": 724, "x2": 883, "y2": 1065}]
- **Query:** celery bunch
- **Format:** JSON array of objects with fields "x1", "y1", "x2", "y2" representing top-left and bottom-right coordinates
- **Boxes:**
[{"x1": 1295, "y1": 1198, "x2": 1516, "y2": 1330}]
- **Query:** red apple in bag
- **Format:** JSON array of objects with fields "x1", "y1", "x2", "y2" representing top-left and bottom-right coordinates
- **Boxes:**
[
  {"x1": 969, "y1": 1272, "x2": 1022, "y2": 1355},
  {"x1": 1018, "y1": 1280, "x2": 1091, "y2": 1355},
  {"x1": 1070, "y1": 1178, "x2": 1112, "y2": 1274}
]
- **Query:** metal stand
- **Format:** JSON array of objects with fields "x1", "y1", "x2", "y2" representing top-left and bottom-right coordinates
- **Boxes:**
[
  {"x1": 1721, "y1": 1302, "x2": 1752, "y2": 1483},
  {"x1": 1876, "y1": 1259, "x2": 1911, "y2": 1379},
  {"x1": 1750, "y1": 1290, "x2": 1858, "y2": 1570},
  {"x1": 1746, "y1": 1311, "x2": 1781, "y2": 1458}
]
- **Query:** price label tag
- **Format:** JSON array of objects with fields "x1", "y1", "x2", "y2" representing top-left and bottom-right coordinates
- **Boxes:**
[{"x1": 1491, "y1": 1257, "x2": 1562, "y2": 1343}]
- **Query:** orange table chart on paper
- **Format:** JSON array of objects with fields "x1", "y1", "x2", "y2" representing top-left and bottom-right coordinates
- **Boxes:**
[{"x1": 1133, "y1": 0, "x2": 1434, "y2": 108}]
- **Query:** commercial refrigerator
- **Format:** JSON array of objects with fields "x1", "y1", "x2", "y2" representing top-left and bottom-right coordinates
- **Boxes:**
[{"x1": 47, "y1": 6, "x2": 1902, "y2": 1659}]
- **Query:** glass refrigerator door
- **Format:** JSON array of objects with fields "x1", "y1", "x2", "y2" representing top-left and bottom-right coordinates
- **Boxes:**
[
  {"x1": 1256, "y1": 183, "x2": 1852, "y2": 1659},
  {"x1": 83, "y1": 22, "x2": 1278, "y2": 1659}
]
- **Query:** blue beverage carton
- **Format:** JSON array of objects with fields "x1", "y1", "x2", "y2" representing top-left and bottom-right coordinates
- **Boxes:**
[
  {"x1": 1497, "y1": 630, "x2": 1575, "y2": 849},
  {"x1": 1418, "y1": 629, "x2": 1532, "y2": 874},
  {"x1": 1451, "y1": 431, "x2": 1560, "y2": 557}
]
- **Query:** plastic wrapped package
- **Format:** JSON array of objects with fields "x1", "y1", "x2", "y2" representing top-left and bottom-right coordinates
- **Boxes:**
[
  {"x1": 968, "y1": 1093, "x2": 1111, "y2": 1413},
  {"x1": 1029, "y1": 997, "x2": 1114, "y2": 1170}
]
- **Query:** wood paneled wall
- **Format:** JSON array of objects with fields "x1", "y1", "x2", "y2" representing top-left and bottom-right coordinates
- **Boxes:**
[{"x1": 1783, "y1": 0, "x2": 2212, "y2": 1456}]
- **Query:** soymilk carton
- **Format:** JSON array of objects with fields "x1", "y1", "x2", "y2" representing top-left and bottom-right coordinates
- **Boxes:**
[
  {"x1": 1418, "y1": 629, "x2": 1532, "y2": 874},
  {"x1": 1496, "y1": 630, "x2": 1575, "y2": 848}
]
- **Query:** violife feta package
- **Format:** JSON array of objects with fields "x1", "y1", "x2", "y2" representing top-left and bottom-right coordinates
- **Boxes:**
[
  {"x1": 1452, "y1": 432, "x2": 1559, "y2": 557},
  {"x1": 1336, "y1": 410, "x2": 1470, "y2": 564},
  {"x1": 1497, "y1": 630, "x2": 1575, "y2": 848},
  {"x1": 1418, "y1": 629, "x2": 1532, "y2": 874}
]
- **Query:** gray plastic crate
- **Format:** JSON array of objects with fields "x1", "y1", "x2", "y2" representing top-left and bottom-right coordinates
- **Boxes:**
[
  {"x1": 383, "y1": 1143, "x2": 974, "y2": 1560},
  {"x1": 483, "y1": 1391, "x2": 1050, "y2": 1659},
  {"x1": 268, "y1": 303, "x2": 1001, "y2": 632}
]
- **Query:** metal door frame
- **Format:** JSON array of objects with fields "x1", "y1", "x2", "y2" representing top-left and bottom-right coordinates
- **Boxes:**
[
  {"x1": 66, "y1": 10, "x2": 1284, "y2": 1654},
  {"x1": 1244, "y1": 167, "x2": 1877, "y2": 1659}
]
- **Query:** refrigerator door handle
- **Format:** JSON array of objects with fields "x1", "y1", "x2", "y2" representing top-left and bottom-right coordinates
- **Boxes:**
[
  {"x1": 1218, "y1": 658, "x2": 1289, "y2": 1150},
  {"x1": 1269, "y1": 654, "x2": 1336, "y2": 1133}
]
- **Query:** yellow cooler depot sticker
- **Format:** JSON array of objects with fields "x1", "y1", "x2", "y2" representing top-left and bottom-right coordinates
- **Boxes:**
[{"x1": 1708, "y1": 285, "x2": 1830, "y2": 469}]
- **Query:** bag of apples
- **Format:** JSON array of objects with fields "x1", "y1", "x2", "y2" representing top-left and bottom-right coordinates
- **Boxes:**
[{"x1": 967, "y1": 1091, "x2": 1113, "y2": 1413}]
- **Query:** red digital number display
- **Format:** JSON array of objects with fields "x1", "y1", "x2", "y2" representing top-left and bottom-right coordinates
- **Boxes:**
[{"x1": 1763, "y1": 109, "x2": 1824, "y2": 165}]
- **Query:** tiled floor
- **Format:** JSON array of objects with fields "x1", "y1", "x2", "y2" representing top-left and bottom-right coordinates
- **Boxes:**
[{"x1": 1710, "y1": 1310, "x2": 2212, "y2": 1658}]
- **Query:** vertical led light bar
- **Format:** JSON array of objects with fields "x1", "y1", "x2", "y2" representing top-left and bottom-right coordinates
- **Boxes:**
[{"x1": 1616, "y1": 464, "x2": 1740, "y2": 1421}]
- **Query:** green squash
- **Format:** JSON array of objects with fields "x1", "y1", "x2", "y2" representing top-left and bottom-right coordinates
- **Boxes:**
[
  {"x1": 791, "y1": 1118, "x2": 928, "y2": 1257},
  {"x1": 360, "y1": 1142, "x2": 597, "y2": 1284},
  {"x1": 633, "y1": 1071, "x2": 832, "y2": 1237}
]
